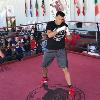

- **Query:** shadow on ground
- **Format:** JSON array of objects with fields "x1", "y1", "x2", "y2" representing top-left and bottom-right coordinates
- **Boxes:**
[{"x1": 26, "y1": 84, "x2": 85, "y2": 100}]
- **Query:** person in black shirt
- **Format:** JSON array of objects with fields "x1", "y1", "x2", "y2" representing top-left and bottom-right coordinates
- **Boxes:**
[{"x1": 41, "y1": 11, "x2": 74, "y2": 96}]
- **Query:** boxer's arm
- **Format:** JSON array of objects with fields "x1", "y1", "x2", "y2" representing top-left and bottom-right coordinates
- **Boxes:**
[
  {"x1": 47, "y1": 30, "x2": 57, "y2": 38},
  {"x1": 47, "y1": 26, "x2": 66, "y2": 38}
]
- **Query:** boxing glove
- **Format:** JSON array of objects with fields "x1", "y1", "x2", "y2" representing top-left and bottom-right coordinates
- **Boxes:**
[{"x1": 56, "y1": 26, "x2": 66, "y2": 33}]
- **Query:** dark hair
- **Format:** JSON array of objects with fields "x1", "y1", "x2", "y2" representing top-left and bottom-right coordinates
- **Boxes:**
[{"x1": 56, "y1": 11, "x2": 65, "y2": 17}]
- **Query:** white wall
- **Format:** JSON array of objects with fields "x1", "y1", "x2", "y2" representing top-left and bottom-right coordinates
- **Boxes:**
[
  {"x1": 0, "y1": 0, "x2": 50, "y2": 27},
  {"x1": 0, "y1": 0, "x2": 100, "y2": 28}
]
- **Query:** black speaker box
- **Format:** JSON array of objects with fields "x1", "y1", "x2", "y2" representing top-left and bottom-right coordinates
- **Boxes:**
[
  {"x1": 76, "y1": 22, "x2": 82, "y2": 28},
  {"x1": 97, "y1": 31, "x2": 100, "y2": 41}
]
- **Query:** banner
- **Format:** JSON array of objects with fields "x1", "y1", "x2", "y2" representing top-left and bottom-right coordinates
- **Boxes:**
[
  {"x1": 74, "y1": 0, "x2": 81, "y2": 16},
  {"x1": 41, "y1": 0, "x2": 46, "y2": 16},
  {"x1": 95, "y1": 0, "x2": 99, "y2": 16},
  {"x1": 25, "y1": 0, "x2": 28, "y2": 17},
  {"x1": 49, "y1": 0, "x2": 70, "y2": 21},
  {"x1": 82, "y1": 0, "x2": 87, "y2": 16},
  {"x1": 35, "y1": 0, "x2": 39, "y2": 17},
  {"x1": 30, "y1": 0, "x2": 33, "y2": 17}
]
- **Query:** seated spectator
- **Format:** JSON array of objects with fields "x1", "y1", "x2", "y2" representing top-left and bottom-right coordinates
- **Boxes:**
[
  {"x1": 10, "y1": 37, "x2": 17, "y2": 47},
  {"x1": 15, "y1": 45, "x2": 23, "y2": 61},
  {"x1": 5, "y1": 45, "x2": 13, "y2": 61},
  {"x1": 22, "y1": 35, "x2": 31, "y2": 56},
  {"x1": 30, "y1": 35, "x2": 36, "y2": 55},
  {"x1": 41, "y1": 32, "x2": 47, "y2": 54},
  {"x1": 4, "y1": 38, "x2": 9, "y2": 48},
  {"x1": 31, "y1": 26, "x2": 35, "y2": 34},
  {"x1": 34, "y1": 32, "x2": 42, "y2": 54}
]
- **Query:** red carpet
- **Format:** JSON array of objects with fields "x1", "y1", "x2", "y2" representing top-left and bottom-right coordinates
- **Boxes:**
[{"x1": 0, "y1": 53, "x2": 100, "y2": 100}]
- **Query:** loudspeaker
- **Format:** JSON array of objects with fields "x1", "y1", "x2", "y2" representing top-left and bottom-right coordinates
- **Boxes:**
[
  {"x1": 97, "y1": 31, "x2": 100, "y2": 41},
  {"x1": 97, "y1": 32, "x2": 100, "y2": 49},
  {"x1": 76, "y1": 22, "x2": 82, "y2": 28}
]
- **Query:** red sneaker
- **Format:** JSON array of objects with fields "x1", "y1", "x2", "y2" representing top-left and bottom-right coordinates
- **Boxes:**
[{"x1": 68, "y1": 86, "x2": 75, "y2": 96}]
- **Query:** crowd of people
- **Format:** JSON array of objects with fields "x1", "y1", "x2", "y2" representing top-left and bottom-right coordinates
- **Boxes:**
[
  {"x1": 0, "y1": 25, "x2": 48, "y2": 65},
  {"x1": 0, "y1": 32, "x2": 81, "y2": 65}
]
